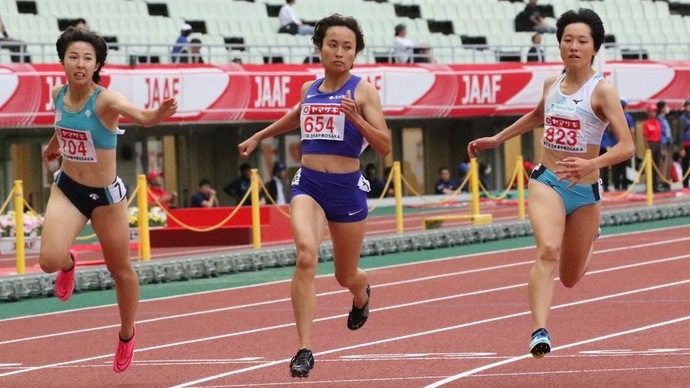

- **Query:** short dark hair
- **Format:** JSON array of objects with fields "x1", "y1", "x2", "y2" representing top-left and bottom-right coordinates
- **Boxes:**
[
  {"x1": 239, "y1": 162, "x2": 251, "y2": 172},
  {"x1": 556, "y1": 8, "x2": 605, "y2": 52},
  {"x1": 312, "y1": 13, "x2": 365, "y2": 54},
  {"x1": 56, "y1": 26, "x2": 108, "y2": 83},
  {"x1": 198, "y1": 178, "x2": 212, "y2": 187}
]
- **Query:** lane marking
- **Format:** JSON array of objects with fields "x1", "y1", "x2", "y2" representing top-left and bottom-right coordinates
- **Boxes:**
[
  {"x1": 164, "y1": 278, "x2": 690, "y2": 387},
  {"x1": 424, "y1": 314, "x2": 690, "y2": 387}
]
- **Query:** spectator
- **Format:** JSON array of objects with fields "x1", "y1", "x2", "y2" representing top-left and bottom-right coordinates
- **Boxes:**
[
  {"x1": 382, "y1": 166, "x2": 395, "y2": 197},
  {"x1": 223, "y1": 162, "x2": 264, "y2": 206},
  {"x1": 147, "y1": 171, "x2": 177, "y2": 209},
  {"x1": 521, "y1": 0, "x2": 556, "y2": 33},
  {"x1": 642, "y1": 103, "x2": 663, "y2": 192},
  {"x1": 670, "y1": 151, "x2": 683, "y2": 184},
  {"x1": 265, "y1": 161, "x2": 288, "y2": 205},
  {"x1": 526, "y1": 33, "x2": 545, "y2": 62},
  {"x1": 392, "y1": 23, "x2": 414, "y2": 64},
  {"x1": 679, "y1": 100, "x2": 690, "y2": 188},
  {"x1": 610, "y1": 99, "x2": 635, "y2": 190},
  {"x1": 189, "y1": 178, "x2": 217, "y2": 208},
  {"x1": 434, "y1": 167, "x2": 457, "y2": 195},
  {"x1": 413, "y1": 43, "x2": 436, "y2": 64},
  {"x1": 180, "y1": 38, "x2": 204, "y2": 64},
  {"x1": 171, "y1": 23, "x2": 193, "y2": 63},
  {"x1": 0, "y1": 12, "x2": 29, "y2": 63},
  {"x1": 278, "y1": 0, "x2": 314, "y2": 36},
  {"x1": 364, "y1": 163, "x2": 385, "y2": 199},
  {"x1": 657, "y1": 100, "x2": 672, "y2": 191}
]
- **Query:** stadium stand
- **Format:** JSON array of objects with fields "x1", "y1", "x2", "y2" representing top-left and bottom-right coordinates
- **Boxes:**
[{"x1": 0, "y1": 0, "x2": 689, "y2": 65}]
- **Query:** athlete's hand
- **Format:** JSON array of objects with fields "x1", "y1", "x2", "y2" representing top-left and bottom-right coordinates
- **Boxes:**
[
  {"x1": 340, "y1": 90, "x2": 360, "y2": 121},
  {"x1": 238, "y1": 136, "x2": 259, "y2": 158},
  {"x1": 43, "y1": 144, "x2": 61, "y2": 162},
  {"x1": 468, "y1": 136, "x2": 500, "y2": 157},
  {"x1": 158, "y1": 98, "x2": 178, "y2": 119},
  {"x1": 554, "y1": 157, "x2": 596, "y2": 187}
]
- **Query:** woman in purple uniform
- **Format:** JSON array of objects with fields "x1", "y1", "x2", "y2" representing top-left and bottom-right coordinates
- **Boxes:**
[{"x1": 238, "y1": 14, "x2": 390, "y2": 378}]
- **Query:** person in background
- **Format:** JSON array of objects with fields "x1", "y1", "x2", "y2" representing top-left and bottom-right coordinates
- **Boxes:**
[
  {"x1": 434, "y1": 167, "x2": 457, "y2": 194},
  {"x1": 278, "y1": 0, "x2": 314, "y2": 36},
  {"x1": 526, "y1": 33, "x2": 545, "y2": 62},
  {"x1": 238, "y1": 14, "x2": 390, "y2": 378},
  {"x1": 678, "y1": 100, "x2": 690, "y2": 188},
  {"x1": 189, "y1": 178, "x2": 217, "y2": 207},
  {"x1": 171, "y1": 23, "x2": 192, "y2": 63},
  {"x1": 0, "y1": 11, "x2": 29, "y2": 63},
  {"x1": 265, "y1": 161, "x2": 288, "y2": 205},
  {"x1": 524, "y1": 0, "x2": 557, "y2": 33},
  {"x1": 656, "y1": 100, "x2": 672, "y2": 192},
  {"x1": 392, "y1": 23, "x2": 414, "y2": 64},
  {"x1": 40, "y1": 26, "x2": 177, "y2": 373},
  {"x1": 610, "y1": 99, "x2": 635, "y2": 190},
  {"x1": 147, "y1": 171, "x2": 177, "y2": 209},
  {"x1": 642, "y1": 103, "x2": 663, "y2": 192},
  {"x1": 364, "y1": 163, "x2": 385, "y2": 199},
  {"x1": 468, "y1": 8, "x2": 634, "y2": 358},
  {"x1": 224, "y1": 162, "x2": 264, "y2": 206},
  {"x1": 180, "y1": 38, "x2": 204, "y2": 64}
]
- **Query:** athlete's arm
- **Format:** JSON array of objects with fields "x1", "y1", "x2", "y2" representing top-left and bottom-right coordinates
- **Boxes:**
[
  {"x1": 469, "y1": 75, "x2": 556, "y2": 157},
  {"x1": 587, "y1": 80, "x2": 635, "y2": 169},
  {"x1": 238, "y1": 81, "x2": 313, "y2": 157},
  {"x1": 98, "y1": 89, "x2": 177, "y2": 128},
  {"x1": 347, "y1": 81, "x2": 391, "y2": 155}
]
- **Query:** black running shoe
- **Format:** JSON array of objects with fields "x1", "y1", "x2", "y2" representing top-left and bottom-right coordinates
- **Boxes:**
[
  {"x1": 347, "y1": 284, "x2": 370, "y2": 330},
  {"x1": 289, "y1": 348, "x2": 314, "y2": 378}
]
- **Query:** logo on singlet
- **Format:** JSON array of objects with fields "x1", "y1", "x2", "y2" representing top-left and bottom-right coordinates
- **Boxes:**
[
  {"x1": 573, "y1": 98, "x2": 583, "y2": 104},
  {"x1": 89, "y1": 193, "x2": 100, "y2": 200}
]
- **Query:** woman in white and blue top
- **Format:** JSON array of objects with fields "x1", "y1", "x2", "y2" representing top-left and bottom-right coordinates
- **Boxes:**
[{"x1": 468, "y1": 8, "x2": 634, "y2": 359}]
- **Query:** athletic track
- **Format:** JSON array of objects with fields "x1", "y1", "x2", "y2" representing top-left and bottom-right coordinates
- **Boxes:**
[{"x1": 0, "y1": 215, "x2": 689, "y2": 386}]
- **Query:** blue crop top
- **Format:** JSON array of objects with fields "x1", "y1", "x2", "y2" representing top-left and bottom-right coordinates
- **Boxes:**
[
  {"x1": 300, "y1": 75, "x2": 368, "y2": 158},
  {"x1": 54, "y1": 85, "x2": 121, "y2": 162}
]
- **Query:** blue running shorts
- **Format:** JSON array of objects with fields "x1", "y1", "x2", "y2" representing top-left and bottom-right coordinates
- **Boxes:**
[
  {"x1": 290, "y1": 166, "x2": 370, "y2": 222},
  {"x1": 529, "y1": 164, "x2": 602, "y2": 216}
]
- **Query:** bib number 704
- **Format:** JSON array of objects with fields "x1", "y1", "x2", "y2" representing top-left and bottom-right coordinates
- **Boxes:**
[
  {"x1": 303, "y1": 116, "x2": 334, "y2": 133},
  {"x1": 61, "y1": 138, "x2": 88, "y2": 156}
]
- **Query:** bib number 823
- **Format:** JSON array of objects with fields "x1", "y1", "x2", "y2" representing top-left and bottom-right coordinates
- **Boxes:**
[{"x1": 544, "y1": 127, "x2": 577, "y2": 146}]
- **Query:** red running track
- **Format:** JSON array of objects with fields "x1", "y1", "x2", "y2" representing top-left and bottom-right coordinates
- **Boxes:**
[{"x1": 1, "y1": 223, "x2": 690, "y2": 387}]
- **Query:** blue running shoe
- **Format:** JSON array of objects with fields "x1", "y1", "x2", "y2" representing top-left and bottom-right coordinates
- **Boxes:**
[{"x1": 529, "y1": 328, "x2": 551, "y2": 358}]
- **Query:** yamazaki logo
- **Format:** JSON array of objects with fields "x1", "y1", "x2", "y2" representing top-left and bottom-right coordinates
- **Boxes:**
[
  {"x1": 302, "y1": 104, "x2": 340, "y2": 115},
  {"x1": 545, "y1": 116, "x2": 580, "y2": 129}
]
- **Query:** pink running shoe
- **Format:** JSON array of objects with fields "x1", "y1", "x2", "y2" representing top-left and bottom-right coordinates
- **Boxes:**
[
  {"x1": 113, "y1": 326, "x2": 136, "y2": 373},
  {"x1": 55, "y1": 249, "x2": 77, "y2": 302}
]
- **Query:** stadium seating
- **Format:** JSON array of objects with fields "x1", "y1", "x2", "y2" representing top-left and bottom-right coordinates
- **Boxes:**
[{"x1": 1, "y1": 0, "x2": 689, "y2": 65}]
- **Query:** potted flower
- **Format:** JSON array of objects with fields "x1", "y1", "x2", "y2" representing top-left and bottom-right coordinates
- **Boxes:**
[
  {"x1": 0, "y1": 211, "x2": 43, "y2": 254},
  {"x1": 127, "y1": 206, "x2": 167, "y2": 241}
]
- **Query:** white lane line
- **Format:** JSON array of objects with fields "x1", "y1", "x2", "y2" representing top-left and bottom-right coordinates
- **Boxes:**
[
  {"x1": 424, "y1": 314, "x2": 690, "y2": 387},
  {"x1": 3, "y1": 245, "x2": 690, "y2": 347},
  {"x1": 164, "y1": 277, "x2": 690, "y2": 387}
]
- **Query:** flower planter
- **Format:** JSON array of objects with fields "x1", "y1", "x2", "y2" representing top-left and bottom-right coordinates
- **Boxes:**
[{"x1": 0, "y1": 236, "x2": 41, "y2": 255}]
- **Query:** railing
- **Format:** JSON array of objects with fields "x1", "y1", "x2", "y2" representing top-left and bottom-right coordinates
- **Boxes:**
[{"x1": 4, "y1": 41, "x2": 690, "y2": 65}]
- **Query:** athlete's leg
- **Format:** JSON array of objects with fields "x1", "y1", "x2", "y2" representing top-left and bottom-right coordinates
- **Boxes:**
[
  {"x1": 289, "y1": 195, "x2": 328, "y2": 350},
  {"x1": 329, "y1": 220, "x2": 368, "y2": 308},
  {"x1": 527, "y1": 181, "x2": 566, "y2": 332},
  {"x1": 91, "y1": 200, "x2": 137, "y2": 340},
  {"x1": 38, "y1": 185, "x2": 87, "y2": 273},
  {"x1": 559, "y1": 203, "x2": 601, "y2": 288}
]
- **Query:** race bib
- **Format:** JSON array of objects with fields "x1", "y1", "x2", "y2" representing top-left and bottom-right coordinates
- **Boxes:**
[
  {"x1": 55, "y1": 126, "x2": 98, "y2": 162},
  {"x1": 542, "y1": 106, "x2": 587, "y2": 153},
  {"x1": 300, "y1": 104, "x2": 346, "y2": 141}
]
